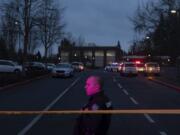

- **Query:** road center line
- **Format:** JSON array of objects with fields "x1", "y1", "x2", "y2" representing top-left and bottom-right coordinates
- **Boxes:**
[
  {"x1": 122, "y1": 89, "x2": 129, "y2": 95},
  {"x1": 129, "y1": 97, "x2": 139, "y2": 105},
  {"x1": 113, "y1": 78, "x2": 116, "y2": 82},
  {"x1": 144, "y1": 113, "x2": 155, "y2": 123},
  {"x1": 17, "y1": 77, "x2": 80, "y2": 135},
  {"x1": 159, "y1": 131, "x2": 168, "y2": 135},
  {"x1": 118, "y1": 83, "x2": 122, "y2": 89}
]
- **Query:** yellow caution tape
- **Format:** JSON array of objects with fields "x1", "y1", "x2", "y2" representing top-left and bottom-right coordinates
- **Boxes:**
[{"x1": 0, "y1": 109, "x2": 180, "y2": 115}]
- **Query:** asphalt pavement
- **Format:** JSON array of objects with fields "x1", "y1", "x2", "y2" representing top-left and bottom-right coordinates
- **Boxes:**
[{"x1": 0, "y1": 70, "x2": 180, "y2": 135}]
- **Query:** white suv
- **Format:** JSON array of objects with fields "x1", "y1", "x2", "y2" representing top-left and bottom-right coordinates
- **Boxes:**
[
  {"x1": 144, "y1": 62, "x2": 160, "y2": 76},
  {"x1": 105, "y1": 63, "x2": 121, "y2": 72},
  {"x1": 121, "y1": 62, "x2": 138, "y2": 76},
  {"x1": 0, "y1": 60, "x2": 22, "y2": 73},
  {"x1": 71, "y1": 62, "x2": 84, "y2": 72}
]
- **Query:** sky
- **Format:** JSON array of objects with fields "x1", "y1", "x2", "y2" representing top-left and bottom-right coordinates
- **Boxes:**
[
  {"x1": 58, "y1": 0, "x2": 150, "y2": 51},
  {"x1": 0, "y1": 0, "x2": 150, "y2": 55}
]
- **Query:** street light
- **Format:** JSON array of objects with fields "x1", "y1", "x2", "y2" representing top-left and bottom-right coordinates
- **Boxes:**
[
  {"x1": 171, "y1": 10, "x2": 177, "y2": 14},
  {"x1": 15, "y1": 21, "x2": 21, "y2": 51},
  {"x1": 146, "y1": 36, "x2": 150, "y2": 39},
  {"x1": 145, "y1": 36, "x2": 153, "y2": 58},
  {"x1": 170, "y1": 9, "x2": 179, "y2": 17}
]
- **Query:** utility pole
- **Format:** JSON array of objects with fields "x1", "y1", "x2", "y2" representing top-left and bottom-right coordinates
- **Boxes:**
[
  {"x1": 16, "y1": 0, "x2": 21, "y2": 51},
  {"x1": 22, "y1": 0, "x2": 30, "y2": 74}
]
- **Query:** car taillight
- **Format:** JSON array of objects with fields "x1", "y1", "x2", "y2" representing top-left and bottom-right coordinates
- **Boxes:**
[
  {"x1": 135, "y1": 61, "x2": 141, "y2": 64},
  {"x1": 118, "y1": 66, "x2": 121, "y2": 71},
  {"x1": 80, "y1": 66, "x2": 84, "y2": 70},
  {"x1": 122, "y1": 66, "x2": 125, "y2": 71}
]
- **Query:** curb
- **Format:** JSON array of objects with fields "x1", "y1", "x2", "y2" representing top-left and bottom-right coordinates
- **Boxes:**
[
  {"x1": 0, "y1": 74, "x2": 50, "y2": 91},
  {"x1": 148, "y1": 77, "x2": 180, "y2": 92}
]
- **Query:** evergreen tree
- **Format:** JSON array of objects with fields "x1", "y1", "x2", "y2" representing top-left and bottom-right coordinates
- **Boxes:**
[{"x1": 0, "y1": 37, "x2": 8, "y2": 59}]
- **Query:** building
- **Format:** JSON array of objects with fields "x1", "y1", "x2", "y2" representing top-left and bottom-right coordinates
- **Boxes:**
[
  {"x1": 59, "y1": 46, "x2": 123, "y2": 68},
  {"x1": 123, "y1": 55, "x2": 147, "y2": 62}
]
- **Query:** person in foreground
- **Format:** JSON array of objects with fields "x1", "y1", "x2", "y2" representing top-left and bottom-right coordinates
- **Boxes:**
[{"x1": 73, "y1": 75, "x2": 113, "y2": 135}]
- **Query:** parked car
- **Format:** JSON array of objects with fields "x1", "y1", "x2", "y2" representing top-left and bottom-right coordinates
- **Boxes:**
[
  {"x1": 71, "y1": 62, "x2": 84, "y2": 72},
  {"x1": 0, "y1": 60, "x2": 22, "y2": 74},
  {"x1": 120, "y1": 62, "x2": 138, "y2": 76},
  {"x1": 25, "y1": 62, "x2": 47, "y2": 75},
  {"x1": 52, "y1": 63, "x2": 74, "y2": 77},
  {"x1": 144, "y1": 62, "x2": 160, "y2": 76},
  {"x1": 104, "y1": 62, "x2": 122, "y2": 72},
  {"x1": 111, "y1": 63, "x2": 122, "y2": 72},
  {"x1": 46, "y1": 63, "x2": 55, "y2": 72},
  {"x1": 104, "y1": 64, "x2": 112, "y2": 71}
]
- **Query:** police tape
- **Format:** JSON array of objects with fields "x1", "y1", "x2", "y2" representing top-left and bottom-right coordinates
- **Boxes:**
[{"x1": 0, "y1": 109, "x2": 180, "y2": 115}]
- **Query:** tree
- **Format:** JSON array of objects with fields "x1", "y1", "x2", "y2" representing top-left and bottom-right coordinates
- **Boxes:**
[
  {"x1": 17, "y1": 48, "x2": 23, "y2": 63},
  {"x1": 36, "y1": 51, "x2": 42, "y2": 60},
  {"x1": 128, "y1": 41, "x2": 138, "y2": 55},
  {"x1": 0, "y1": 0, "x2": 43, "y2": 73},
  {"x1": 76, "y1": 35, "x2": 85, "y2": 47},
  {"x1": 0, "y1": 1, "x2": 19, "y2": 57},
  {"x1": 131, "y1": 0, "x2": 180, "y2": 58},
  {"x1": 60, "y1": 38, "x2": 74, "y2": 49},
  {"x1": 0, "y1": 37, "x2": 8, "y2": 59},
  {"x1": 131, "y1": 0, "x2": 178, "y2": 33},
  {"x1": 35, "y1": 0, "x2": 65, "y2": 62},
  {"x1": 28, "y1": 27, "x2": 40, "y2": 54},
  {"x1": 22, "y1": 0, "x2": 38, "y2": 66},
  {"x1": 117, "y1": 40, "x2": 121, "y2": 49}
]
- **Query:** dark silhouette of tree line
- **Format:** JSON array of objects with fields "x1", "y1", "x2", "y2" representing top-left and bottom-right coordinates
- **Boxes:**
[{"x1": 130, "y1": 0, "x2": 180, "y2": 62}]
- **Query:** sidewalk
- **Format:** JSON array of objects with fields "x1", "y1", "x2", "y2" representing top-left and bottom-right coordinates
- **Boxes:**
[
  {"x1": 159, "y1": 67, "x2": 180, "y2": 87},
  {"x1": 0, "y1": 73, "x2": 50, "y2": 91},
  {"x1": 149, "y1": 67, "x2": 180, "y2": 91}
]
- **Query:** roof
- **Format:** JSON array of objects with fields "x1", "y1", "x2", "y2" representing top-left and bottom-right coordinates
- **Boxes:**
[{"x1": 61, "y1": 46, "x2": 120, "y2": 51}]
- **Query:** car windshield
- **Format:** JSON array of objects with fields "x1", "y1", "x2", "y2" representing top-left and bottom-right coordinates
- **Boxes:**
[
  {"x1": 12, "y1": 62, "x2": 18, "y2": 66},
  {"x1": 56, "y1": 64, "x2": 70, "y2": 68},
  {"x1": 125, "y1": 63, "x2": 136, "y2": 67}
]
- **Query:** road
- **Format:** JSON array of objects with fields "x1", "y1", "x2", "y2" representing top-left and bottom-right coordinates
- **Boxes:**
[{"x1": 0, "y1": 69, "x2": 180, "y2": 135}]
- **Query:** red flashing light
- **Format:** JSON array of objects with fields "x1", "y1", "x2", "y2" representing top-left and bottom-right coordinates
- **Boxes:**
[{"x1": 135, "y1": 61, "x2": 141, "y2": 64}]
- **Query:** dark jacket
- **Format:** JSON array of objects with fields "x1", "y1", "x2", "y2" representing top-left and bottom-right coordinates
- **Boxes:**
[{"x1": 73, "y1": 91, "x2": 113, "y2": 135}]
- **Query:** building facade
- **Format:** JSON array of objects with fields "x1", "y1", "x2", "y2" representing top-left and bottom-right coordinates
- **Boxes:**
[{"x1": 59, "y1": 46, "x2": 122, "y2": 68}]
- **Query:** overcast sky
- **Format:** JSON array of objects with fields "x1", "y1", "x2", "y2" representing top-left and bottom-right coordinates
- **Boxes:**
[{"x1": 58, "y1": 0, "x2": 150, "y2": 51}]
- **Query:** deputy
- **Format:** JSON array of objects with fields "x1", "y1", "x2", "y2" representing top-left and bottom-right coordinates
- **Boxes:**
[{"x1": 73, "y1": 76, "x2": 113, "y2": 135}]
